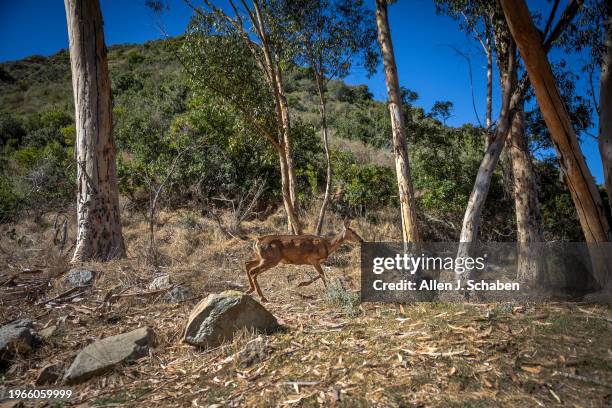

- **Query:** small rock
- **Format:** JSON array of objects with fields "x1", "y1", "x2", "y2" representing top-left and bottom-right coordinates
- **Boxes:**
[
  {"x1": 149, "y1": 275, "x2": 172, "y2": 290},
  {"x1": 39, "y1": 325, "x2": 58, "y2": 340},
  {"x1": 63, "y1": 327, "x2": 155, "y2": 384},
  {"x1": 36, "y1": 363, "x2": 63, "y2": 385},
  {"x1": 237, "y1": 335, "x2": 268, "y2": 367},
  {"x1": 163, "y1": 285, "x2": 192, "y2": 303},
  {"x1": 0, "y1": 320, "x2": 40, "y2": 361},
  {"x1": 64, "y1": 268, "x2": 96, "y2": 287},
  {"x1": 183, "y1": 291, "x2": 279, "y2": 348}
]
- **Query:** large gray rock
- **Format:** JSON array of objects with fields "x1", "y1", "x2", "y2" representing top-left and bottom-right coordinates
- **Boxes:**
[
  {"x1": 64, "y1": 268, "x2": 96, "y2": 287},
  {"x1": 0, "y1": 319, "x2": 39, "y2": 360},
  {"x1": 63, "y1": 327, "x2": 154, "y2": 384},
  {"x1": 183, "y1": 291, "x2": 279, "y2": 348}
]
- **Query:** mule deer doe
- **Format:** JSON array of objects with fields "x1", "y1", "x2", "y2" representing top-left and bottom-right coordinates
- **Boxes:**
[{"x1": 245, "y1": 220, "x2": 364, "y2": 302}]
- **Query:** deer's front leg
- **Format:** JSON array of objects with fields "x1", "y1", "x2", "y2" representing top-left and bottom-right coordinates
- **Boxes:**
[{"x1": 312, "y1": 263, "x2": 328, "y2": 288}]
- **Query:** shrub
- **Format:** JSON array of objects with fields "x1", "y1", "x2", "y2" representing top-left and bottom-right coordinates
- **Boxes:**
[
  {"x1": 333, "y1": 150, "x2": 396, "y2": 214},
  {"x1": 0, "y1": 176, "x2": 20, "y2": 222}
]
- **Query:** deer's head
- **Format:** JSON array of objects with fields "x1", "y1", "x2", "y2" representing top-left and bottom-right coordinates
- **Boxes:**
[{"x1": 341, "y1": 220, "x2": 364, "y2": 243}]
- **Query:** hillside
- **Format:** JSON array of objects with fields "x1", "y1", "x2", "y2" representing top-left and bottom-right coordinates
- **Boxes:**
[{"x1": 0, "y1": 39, "x2": 582, "y2": 241}]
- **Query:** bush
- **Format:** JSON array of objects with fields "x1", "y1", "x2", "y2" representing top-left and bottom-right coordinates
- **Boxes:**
[
  {"x1": 0, "y1": 176, "x2": 20, "y2": 222},
  {"x1": 325, "y1": 279, "x2": 360, "y2": 316},
  {"x1": 333, "y1": 150, "x2": 396, "y2": 214}
]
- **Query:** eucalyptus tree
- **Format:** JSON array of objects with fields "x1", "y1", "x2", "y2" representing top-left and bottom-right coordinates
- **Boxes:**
[
  {"x1": 560, "y1": 0, "x2": 612, "y2": 214},
  {"x1": 275, "y1": 0, "x2": 378, "y2": 234},
  {"x1": 501, "y1": 0, "x2": 611, "y2": 290},
  {"x1": 64, "y1": 0, "x2": 126, "y2": 262},
  {"x1": 438, "y1": 0, "x2": 582, "y2": 285},
  {"x1": 183, "y1": 0, "x2": 302, "y2": 233},
  {"x1": 374, "y1": 0, "x2": 421, "y2": 244}
]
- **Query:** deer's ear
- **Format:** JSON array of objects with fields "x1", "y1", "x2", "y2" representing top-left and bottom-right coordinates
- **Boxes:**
[{"x1": 343, "y1": 219, "x2": 350, "y2": 228}]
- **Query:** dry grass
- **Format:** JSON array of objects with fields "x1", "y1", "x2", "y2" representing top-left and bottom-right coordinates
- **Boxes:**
[{"x1": 0, "y1": 209, "x2": 611, "y2": 407}]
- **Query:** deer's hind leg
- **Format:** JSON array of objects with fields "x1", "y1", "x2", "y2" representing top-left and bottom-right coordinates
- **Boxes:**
[
  {"x1": 248, "y1": 259, "x2": 279, "y2": 303},
  {"x1": 245, "y1": 259, "x2": 259, "y2": 294}
]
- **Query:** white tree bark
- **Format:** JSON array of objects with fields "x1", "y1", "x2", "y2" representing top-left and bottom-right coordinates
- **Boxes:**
[
  {"x1": 65, "y1": 0, "x2": 126, "y2": 262},
  {"x1": 375, "y1": 0, "x2": 421, "y2": 243},
  {"x1": 315, "y1": 75, "x2": 332, "y2": 236}
]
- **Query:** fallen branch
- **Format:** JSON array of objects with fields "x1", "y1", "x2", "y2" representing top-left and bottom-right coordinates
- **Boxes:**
[
  {"x1": 36, "y1": 285, "x2": 90, "y2": 306},
  {"x1": 576, "y1": 307, "x2": 612, "y2": 323},
  {"x1": 553, "y1": 371, "x2": 612, "y2": 388},
  {"x1": 109, "y1": 285, "x2": 176, "y2": 302},
  {"x1": 401, "y1": 348, "x2": 466, "y2": 357}
]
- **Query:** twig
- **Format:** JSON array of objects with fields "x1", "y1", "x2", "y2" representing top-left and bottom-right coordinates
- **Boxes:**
[
  {"x1": 401, "y1": 348, "x2": 466, "y2": 357},
  {"x1": 553, "y1": 371, "x2": 612, "y2": 388},
  {"x1": 576, "y1": 307, "x2": 612, "y2": 323},
  {"x1": 36, "y1": 285, "x2": 90, "y2": 306},
  {"x1": 109, "y1": 285, "x2": 176, "y2": 301}
]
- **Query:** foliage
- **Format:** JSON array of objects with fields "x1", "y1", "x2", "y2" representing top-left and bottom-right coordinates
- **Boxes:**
[
  {"x1": 430, "y1": 100, "x2": 454, "y2": 124},
  {"x1": 0, "y1": 37, "x2": 586, "y2": 241},
  {"x1": 332, "y1": 150, "x2": 395, "y2": 214}
]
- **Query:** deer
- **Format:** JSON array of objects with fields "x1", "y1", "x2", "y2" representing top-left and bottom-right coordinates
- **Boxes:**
[{"x1": 245, "y1": 220, "x2": 364, "y2": 302}]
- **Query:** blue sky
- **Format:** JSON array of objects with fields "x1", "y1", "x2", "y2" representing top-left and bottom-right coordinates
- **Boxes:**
[{"x1": 0, "y1": 0, "x2": 604, "y2": 183}]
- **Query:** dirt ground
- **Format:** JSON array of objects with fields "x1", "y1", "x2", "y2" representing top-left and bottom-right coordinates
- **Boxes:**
[{"x1": 1, "y1": 210, "x2": 611, "y2": 407}]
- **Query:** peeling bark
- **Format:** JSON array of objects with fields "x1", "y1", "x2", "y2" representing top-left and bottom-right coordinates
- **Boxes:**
[
  {"x1": 375, "y1": 0, "x2": 421, "y2": 244},
  {"x1": 507, "y1": 104, "x2": 545, "y2": 283},
  {"x1": 501, "y1": 0, "x2": 611, "y2": 289},
  {"x1": 65, "y1": 0, "x2": 125, "y2": 262}
]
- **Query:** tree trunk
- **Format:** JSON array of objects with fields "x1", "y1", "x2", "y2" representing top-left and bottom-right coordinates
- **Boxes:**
[
  {"x1": 252, "y1": 1, "x2": 300, "y2": 234},
  {"x1": 486, "y1": 51, "x2": 492, "y2": 129},
  {"x1": 375, "y1": 0, "x2": 421, "y2": 243},
  {"x1": 65, "y1": 0, "x2": 126, "y2": 262},
  {"x1": 485, "y1": 42, "x2": 493, "y2": 149},
  {"x1": 501, "y1": 0, "x2": 611, "y2": 289},
  {"x1": 460, "y1": 43, "x2": 517, "y2": 248},
  {"x1": 276, "y1": 66, "x2": 300, "y2": 230},
  {"x1": 277, "y1": 145, "x2": 302, "y2": 235},
  {"x1": 600, "y1": 4, "x2": 612, "y2": 215},
  {"x1": 315, "y1": 75, "x2": 332, "y2": 236},
  {"x1": 507, "y1": 103, "x2": 545, "y2": 283}
]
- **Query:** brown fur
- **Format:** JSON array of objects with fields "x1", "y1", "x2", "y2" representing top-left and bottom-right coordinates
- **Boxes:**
[{"x1": 245, "y1": 220, "x2": 364, "y2": 302}]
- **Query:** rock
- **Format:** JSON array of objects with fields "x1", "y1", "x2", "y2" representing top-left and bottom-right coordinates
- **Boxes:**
[
  {"x1": 39, "y1": 325, "x2": 58, "y2": 340},
  {"x1": 149, "y1": 275, "x2": 172, "y2": 290},
  {"x1": 0, "y1": 320, "x2": 39, "y2": 360},
  {"x1": 183, "y1": 291, "x2": 279, "y2": 348},
  {"x1": 36, "y1": 363, "x2": 63, "y2": 385},
  {"x1": 236, "y1": 335, "x2": 268, "y2": 368},
  {"x1": 63, "y1": 327, "x2": 154, "y2": 384},
  {"x1": 64, "y1": 268, "x2": 95, "y2": 287},
  {"x1": 163, "y1": 285, "x2": 192, "y2": 303}
]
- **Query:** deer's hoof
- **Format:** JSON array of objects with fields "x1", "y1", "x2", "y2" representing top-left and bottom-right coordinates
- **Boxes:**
[
  {"x1": 260, "y1": 297, "x2": 269, "y2": 303},
  {"x1": 297, "y1": 281, "x2": 309, "y2": 287}
]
